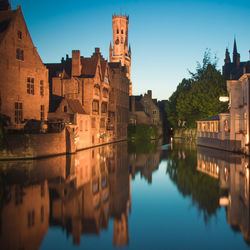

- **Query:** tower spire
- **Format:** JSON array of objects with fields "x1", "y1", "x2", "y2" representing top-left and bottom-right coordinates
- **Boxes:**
[
  {"x1": 224, "y1": 48, "x2": 231, "y2": 64},
  {"x1": 233, "y1": 37, "x2": 240, "y2": 66}
]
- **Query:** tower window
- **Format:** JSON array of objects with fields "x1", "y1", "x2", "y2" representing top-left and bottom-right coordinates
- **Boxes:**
[
  {"x1": 121, "y1": 29, "x2": 124, "y2": 34},
  {"x1": 115, "y1": 38, "x2": 119, "y2": 45},
  {"x1": 117, "y1": 29, "x2": 119, "y2": 34}
]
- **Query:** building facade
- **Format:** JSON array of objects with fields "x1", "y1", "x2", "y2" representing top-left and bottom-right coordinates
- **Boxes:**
[
  {"x1": 0, "y1": 4, "x2": 49, "y2": 129},
  {"x1": 129, "y1": 90, "x2": 162, "y2": 127}
]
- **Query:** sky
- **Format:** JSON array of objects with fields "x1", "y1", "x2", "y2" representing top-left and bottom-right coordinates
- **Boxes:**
[{"x1": 10, "y1": 0, "x2": 250, "y2": 100}]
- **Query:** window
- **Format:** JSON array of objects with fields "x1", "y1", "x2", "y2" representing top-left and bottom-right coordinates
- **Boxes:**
[
  {"x1": 80, "y1": 120, "x2": 83, "y2": 131},
  {"x1": 94, "y1": 84, "x2": 100, "y2": 96},
  {"x1": 100, "y1": 118, "x2": 105, "y2": 128},
  {"x1": 16, "y1": 48, "x2": 24, "y2": 60},
  {"x1": 27, "y1": 77, "x2": 34, "y2": 95},
  {"x1": 92, "y1": 179, "x2": 99, "y2": 194},
  {"x1": 117, "y1": 29, "x2": 119, "y2": 34},
  {"x1": 121, "y1": 29, "x2": 124, "y2": 34},
  {"x1": 28, "y1": 210, "x2": 35, "y2": 228},
  {"x1": 14, "y1": 102, "x2": 23, "y2": 124},
  {"x1": 40, "y1": 105, "x2": 45, "y2": 120},
  {"x1": 17, "y1": 30, "x2": 22, "y2": 39},
  {"x1": 103, "y1": 88, "x2": 108, "y2": 98},
  {"x1": 91, "y1": 118, "x2": 96, "y2": 128},
  {"x1": 121, "y1": 37, "x2": 123, "y2": 44},
  {"x1": 40, "y1": 80, "x2": 44, "y2": 96},
  {"x1": 92, "y1": 100, "x2": 99, "y2": 113},
  {"x1": 101, "y1": 102, "x2": 107, "y2": 113},
  {"x1": 105, "y1": 76, "x2": 109, "y2": 84},
  {"x1": 85, "y1": 120, "x2": 88, "y2": 131},
  {"x1": 64, "y1": 106, "x2": 67, "y2": 112}
]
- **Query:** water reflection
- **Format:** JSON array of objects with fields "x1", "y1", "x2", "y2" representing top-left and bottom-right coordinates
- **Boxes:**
[
  {"x1": 1, "y1": 141, "x2": 250, "y2": 249},
  {"x1": 197, "y1": 146, "x2": 250, "y2": 244},
  {"x1": 0, "y1": 142, "x2": 131, "y2": 249}
]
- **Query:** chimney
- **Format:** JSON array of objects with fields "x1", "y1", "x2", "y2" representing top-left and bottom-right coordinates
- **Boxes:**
[
  {"x1": 147, "y1": 90, "x2": 152, "y2": 99},
  {"x1": 72, "y1": 50, "x2": 81, "y2": 76}
]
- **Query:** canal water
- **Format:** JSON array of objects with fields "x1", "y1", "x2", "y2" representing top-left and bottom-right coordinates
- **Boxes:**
[{"x1": 0, "y1": 141, "x2": 250, "y2": 249}]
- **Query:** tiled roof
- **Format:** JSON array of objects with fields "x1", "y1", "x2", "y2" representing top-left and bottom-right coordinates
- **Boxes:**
[
  {"x1": 67, "y1": 99, "x2": 86, "y2": 114},
  {"x1": 49, "y1": 95, "x2": 63, "y2": 113},
  {"x1": 81, "y1": 57, "x2": 97, "y2": 77}
]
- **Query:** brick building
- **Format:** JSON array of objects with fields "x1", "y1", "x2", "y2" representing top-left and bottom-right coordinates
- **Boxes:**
[
  {"x1": 46, "y1": 48, "x2": 113, "y2": 148},
  {"x1": 109, "y1": 62, "x2": 130, "y2": 140},
  {"x1": 0, "y1": 3, "x2": 49, "y2": 129},
  {"x1": 129, "y1": 90, "x2": 161, "y2": 127}
]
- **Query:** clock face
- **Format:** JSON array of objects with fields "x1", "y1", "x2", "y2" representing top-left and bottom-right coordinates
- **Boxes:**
[{"x1": 115, "y1": 38, "x2": 119, "y2": 45}]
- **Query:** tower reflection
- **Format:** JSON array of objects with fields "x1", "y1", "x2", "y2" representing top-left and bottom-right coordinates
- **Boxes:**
[{"x1": 0, "y1": 142, "x2": 131, "y2": 249}]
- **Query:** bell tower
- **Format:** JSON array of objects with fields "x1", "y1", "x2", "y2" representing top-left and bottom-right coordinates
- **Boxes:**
[{"x1": 109, "y1": 13, "x2": 132, "y2": 95}]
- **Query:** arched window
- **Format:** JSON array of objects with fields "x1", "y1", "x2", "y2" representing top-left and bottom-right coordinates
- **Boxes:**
[
  {"x1": 94, "y1": 84, "x2": 100, "y2": 96},
  {"x1": 103, "y1": 88, "x2": 108, "y2": 98},
  {"x1": 121, "y1": 29, "x2": 124, "y2": 34},
  {"x1": 117, "y1": 29, "x2": 119, "y2": 34},
  {"x1": 101, "y1": 102, "x2": 107, "y2": 113}
]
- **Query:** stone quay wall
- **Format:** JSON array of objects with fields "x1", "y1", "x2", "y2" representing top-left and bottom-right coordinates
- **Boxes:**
[
  {"x1": 0, "y1": 128, "x2": 70, "y2": 160},
  {"x1": 173, "y1": 128, "x2": 197, "y2": 142}
]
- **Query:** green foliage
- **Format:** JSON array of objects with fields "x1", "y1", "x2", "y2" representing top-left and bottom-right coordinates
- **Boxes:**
[
  {"x1": 128, "y1": 140, "x2": 158, "y2": 154},
  {"x1": 128, "y1": 124, "x2": 158, "y2": 142},
  {"x1": 166, "y1": 143, "x2": 220, "y2": 223},
  {"x1": 167, "y1": 50, "x2": 228, "y2": 128}
]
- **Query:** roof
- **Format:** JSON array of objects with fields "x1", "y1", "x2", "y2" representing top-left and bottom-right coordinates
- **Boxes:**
[
  {"x1": 67, "y1": 99, "x2": 86, "y2": 114},
  {"x1": 198, "y1": 115, "x2": 220, "y2": 122},
  {"x1": 49, "y1": 95, "x2": 86, "y2": 114},
  {"x1": 0, "y1": 9, "x2": 17, "y2": 44}
]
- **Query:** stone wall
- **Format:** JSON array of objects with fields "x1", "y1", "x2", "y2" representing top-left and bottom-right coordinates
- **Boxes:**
[
  {"x1": 174, "y1": 128, "x2": 197, "y2": 142},
  {"x1": 197, "y1": 137, "x2": 242, "y2": 153},
  {"x1": 0, "y1": 128, "x2": 71, "y2": 160}
]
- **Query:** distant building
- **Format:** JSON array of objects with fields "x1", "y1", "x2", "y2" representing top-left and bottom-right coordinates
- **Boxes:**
[
  {"x1": 223, "y1": 39, "x2": 250, "y2": 80},
  {"x1": 0, "y1": 3, "x2": 49, "y2": 129},
  {"x1": 197, "y1": 39, "x2": 250, "y2": 154},
  {"x1": 109, "y1": 14, "x2": 132, "y2": 95},
  {"x1": 129, "y1": 90, "x2": 161, "y2": 128}
]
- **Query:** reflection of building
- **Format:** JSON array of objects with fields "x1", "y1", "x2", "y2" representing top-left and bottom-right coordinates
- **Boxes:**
[
  {"x1": 197, "y1": 146, "x2": 250, "y2": 244},
  {"x1": 197, "y1": 39, "x2": 250, "y2": 154},
  {"x1": 129, "y1": 150, "x2": 161, "y2": 183},
  {"x1": 49, "y1": 142, "x2": 130, "y2": 246},
  {"x1": 0, "y1": 143, "x2": 130, "y2": 248},
  {"x1": 0, "y1": 181, "x2": 49, "y2": 250}
]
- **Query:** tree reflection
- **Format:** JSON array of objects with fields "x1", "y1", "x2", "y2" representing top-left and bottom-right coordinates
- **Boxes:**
[{"x1": 166, "y1": 143, "x2": 220, "y2": 223}]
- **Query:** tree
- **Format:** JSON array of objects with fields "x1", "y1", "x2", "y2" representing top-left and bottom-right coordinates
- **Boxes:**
[{"x1": 167, "y1": 50, "x2": 228, "y2": 128}]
